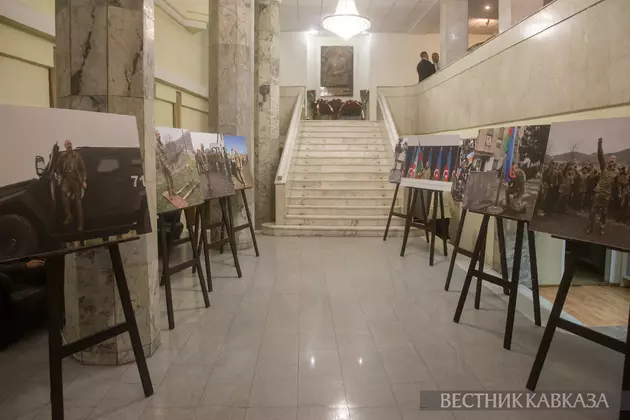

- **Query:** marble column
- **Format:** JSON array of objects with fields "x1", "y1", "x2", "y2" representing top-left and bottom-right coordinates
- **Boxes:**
[
  {"x1": 254, "y1": 0, "x2": 280, "y2": 228},
  {"x1": 55, "y1": 0, "x2": 160, "y2": 364},
  {"x1": 208, "y1": 0, "x2": 255, "y2": 246},
  {"x1": 440, "y1": 0, "x2": 469, "y2": 66},
  {"x1": 499, "y1": 0, "x2": 545, "y2": 32}
]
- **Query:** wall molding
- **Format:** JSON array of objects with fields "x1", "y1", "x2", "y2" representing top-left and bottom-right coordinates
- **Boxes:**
[
  {"x1": 156, "y1": 0, "x2": 207, "y2": 33},
  {"x1": 155, "y1": 67, "x2": 208, "y2": 100},
  {"x1": 0, "y1": 0, "x2": 54, "y2": 39}
]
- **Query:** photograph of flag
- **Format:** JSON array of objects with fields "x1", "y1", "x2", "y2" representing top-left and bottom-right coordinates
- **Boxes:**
[{"x1": 400, "y1": 135, "x2": 461, "y2": 191}]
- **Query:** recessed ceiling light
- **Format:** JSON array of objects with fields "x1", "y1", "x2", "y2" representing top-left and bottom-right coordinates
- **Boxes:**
[
  {"x1": 307, "y1": 28, "x2": 318, "y2": 34},
  {"x1": 484, "y1": 4, "x2": 491, "y2": 10}
]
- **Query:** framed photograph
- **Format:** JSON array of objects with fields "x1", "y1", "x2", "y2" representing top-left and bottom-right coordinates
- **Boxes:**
[
  {"x1": 400, "y1": 134, "x2": 461, "y2": 192},
  {"x1": 0, "y1": 104, "x2": 150, "y2": 262},
  {"x1": 190, "y1": 132, "x2": 235, "y2": 200},
  {"x1": 223, "y1": 135, "x2": 254, "y2": 190},
  {"x1": 463, "y1": 125, "x2": 551, "y2": 221},
  {"x1": 389, "y1": 138, "x2": 408, "y2": 184},
  {"x1": 154, "y1": 127, "x2": 203, "y2": 213},
  {"x1": 530, "y1": 117, "x2": 630, "y2": 250}
]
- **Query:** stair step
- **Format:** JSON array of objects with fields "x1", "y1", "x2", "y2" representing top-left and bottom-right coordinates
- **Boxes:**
[
  {"x1": 301, "y1": 128, "x2": 382, "y2": 134},
  {"x1": 284, "y1": 215, "x2": 403, "y2": 227},
  {"x1": 261, "y1": 223, "x2": 419, "y2": 237},
  {"x1": 301, "y1": 132, "x2": 382, "y2": 138},
  {"x1": 287, "y1": 205, "x2": 402, "y2": 216},
  {"x1": 288, "y1": 196, "x2": 396, "y2": 206},
  {"x1": 294, "y1": 165, "x2": 390, "y2": 172},
  {"x1": 290, "y1": 188, "x2": 392, "y2": 198},
  {"x1": 300, "y1": 139, "x2": 387, "y2": 145},
  {"x1": 297, "y1": 151, "x2": 388, "y2": 158},
  {"x1": 292, "y1": 172, "x2": 390, "y2": 180},
  {"x1": 292, "y1": 180, "x2": 391, "y2": 189},
  {"x1": 302, "y1": 121, "x2": 381, "y2": 126},
  {"x1": 295, "y1": 158, "x2": 390, "y2": 165},
  {"x1": 299, "y1": 144, "x2": 386, "y2": 152}
]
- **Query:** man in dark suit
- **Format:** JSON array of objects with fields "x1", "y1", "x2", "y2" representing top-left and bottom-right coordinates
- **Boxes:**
[{"x1": 416, "y1": 51, "x2": 436, "y2": 83}]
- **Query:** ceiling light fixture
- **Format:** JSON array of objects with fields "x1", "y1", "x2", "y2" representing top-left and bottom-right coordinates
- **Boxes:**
[
  {"x1": 322, "y1": 0, "x2": 371, "y2": 40},
  {"x1": 484, "y1": 4, "x2": 491, "y2": 10}
]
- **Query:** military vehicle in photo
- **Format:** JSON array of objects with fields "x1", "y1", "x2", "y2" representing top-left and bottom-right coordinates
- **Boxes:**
[{"x1": 0, "y1": 144, "x2": 150, "y2": 261}]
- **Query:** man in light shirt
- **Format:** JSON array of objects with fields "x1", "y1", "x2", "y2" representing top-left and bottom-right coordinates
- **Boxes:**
[{"x1": 432, "y1": 52, "x2": 440, "y2": 72}]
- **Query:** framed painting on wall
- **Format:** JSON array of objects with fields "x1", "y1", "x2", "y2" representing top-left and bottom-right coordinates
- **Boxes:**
[{"x1": 320, "y1": 46, "x2": 354, "y2": 97}]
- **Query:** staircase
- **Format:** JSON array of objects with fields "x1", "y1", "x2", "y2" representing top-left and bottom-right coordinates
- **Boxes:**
[{"x1": 262, "y1": 120, "x2": 406, "y2": 236}]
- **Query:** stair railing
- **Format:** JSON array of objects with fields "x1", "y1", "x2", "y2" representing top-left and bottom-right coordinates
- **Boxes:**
[
  {"x1": 377, "y1": 91, "x2": 400, "y2": 154},
  {"x1": 275, "y1": 89, "x2": 305, "y2": 224}
]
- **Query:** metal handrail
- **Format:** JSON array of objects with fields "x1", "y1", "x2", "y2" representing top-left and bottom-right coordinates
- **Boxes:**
[
  {"x1": 275, "y1": 90, "x2": 304, "y2": 184},
  {"x1": 377, "y1": 91, "x2": 400, "y2": 152}
]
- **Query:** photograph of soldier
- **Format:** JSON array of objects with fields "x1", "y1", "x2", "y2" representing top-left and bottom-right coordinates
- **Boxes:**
[
  {"x1": 55, "y1": 140, "x2": 87, "y2": 231},
  {"x1": 462, "y1": 125, "x2": 550, "y2": 221},
  {"x1": 154, "y1": 127, "x2": 202, "y2": 213},
  {"x1": 400, "y1": 135, "x2": 461, "y2": 192},
  {"x1": 0, "y1": 104, "x2": 150, "y2": 262},
  {"x1": 450, "y1": 138, "x2": 476, "y2": 202},
  {"x1": 223, "y1": 135, "x2": 254, "y2": 190},
  {"x1": 389, "y1": 138, "x2": 408, "y2": 184},
  {"x1": 190, "y1": 132, "x2": 235, "y2": 199},
  {"x1": 531, "y1": 117, "x2": 630, "y2": 250}
]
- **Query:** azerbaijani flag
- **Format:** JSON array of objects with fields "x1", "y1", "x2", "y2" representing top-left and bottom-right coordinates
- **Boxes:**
[
  {"x1": 503, "y1": 127, "x2": 518, "y2": 182},
  {"x1": 434, "y1": 147, "x2": 442, "y2": 180},
  {"x1": 443, "y1": 147, "x2": 453, "y2": 181},
  {"x1": 416, "y1": 147, "x2": 424, "y2": 178}
]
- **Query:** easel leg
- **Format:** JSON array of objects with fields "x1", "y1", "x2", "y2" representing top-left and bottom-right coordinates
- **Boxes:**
[
  {"x1": 438, "y1": 191, "x2": 448, "y2": 257},
  {"x1": 241, "y1": 190, "x2": 260, "y2": 257},
  {"x1": 474, "y1": 232, "x2": 487, "y2": 310},
  {"x1": 496, "y1": 217, "x2": 510, "y2": 295},
  {"x1": 400, "y1": 188, "x2": 418, "y2": 257},
  {"x1": 185, "y1": 208, "x2": 210, "y2": 308},
  {"x1": 223, "y1": 197, "x2": 243, "y2": 278},
  {"x1": 620, "y1": 299, "x2": 630, "y2": 420},
  {"x1": 526, "y1": 252, "x2": 578, "y2": 390},
  {"x1": 199, "y1": 205, "x2": 213, "y2": 292},
  {"x1": 383, "y1": 183, "x2": 399, "y2": 241},
  {"x1": 108, "y1": 244, "x2": 154, "y2": 397},
  {"x1": 527, "y1": 227, "x2": 542, "y2": 326},
  {"x1": 429, "y1": 191, "x2": 438, "y2": 266},
  {"x1": 504, "y1": 221, "x2": 525, "y2": 351},
  {"x1": 444, "y1": 209, "x2": 467, "y2": 291},
  {"x1": 47, "y1": 256, "x2": 64, "y2": 420},
  {"x1": 159, "y1": 216, "x2": 175, "y2": 330},
  {"x1": 219, "y1": 201, "x2": 227, "y2": 255},
  {"x1": 419, "y1": 191, "x2": 430, "y2": 244},
  {"x1": 454, "y1": 215, "x2": 489, "y2": 323}
]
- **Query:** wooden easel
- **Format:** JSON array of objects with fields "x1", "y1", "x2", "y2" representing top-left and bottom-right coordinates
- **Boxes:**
[
  {"x1": 195, "y1": 195, "x2": 243, "y2": 280},
  {"x1": 220, "y1": 189, "x2": 260, "y2": 257},
  {"x1": 42, "y1": 237, "x2": 153, "y2": 420},
  {"x1": 527, "y1": 237, "x2": 630, "y2": 420},
  {"x1": 158, "y1": 204, "x2": 211, "y2": 330},
  {"x1": 399, "y1": 187, "x2": 448, "y2": 266},
  {"x1": 452, "y1": 213, "x2": 542, "y2": 350}
]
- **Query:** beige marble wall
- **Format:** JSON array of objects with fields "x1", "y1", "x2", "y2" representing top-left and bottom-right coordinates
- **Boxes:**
[
  {"x1": 55, "y1": 0, "x2": 160, "y2": 364},
  {"x1": 379, "y1": 0, "x2": 630, "y2": 135},
  {"x1": 208, "y1": 0, "x2": 255, "y2": 245},
  {"x1": 254, "y1": 0, "x2": 280, "y2": 228}
]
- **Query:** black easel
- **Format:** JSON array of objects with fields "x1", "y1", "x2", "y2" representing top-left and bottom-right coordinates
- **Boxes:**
[
  {"x1": 526, "y1": 238, "x2": 630, "y2": 420},
  {"x1": 452, "y1": 213, "x2": 542, "y2": 350},
  {"x1": 400, "y1": 187, "x2": 448, "y2": 266},
  {"x1": 197, "y1": 195, "x2": 243, "y2": 279},
  {"x1": 159, "y1": 205, "x2": 210, "y2": 330},
  {"x1": 444, "y1": 209, "x2": 510, "y2": 295},
  {"x1": 44, "y1": 237, "x2": 153, "y2": 420},
  {"x1": 227, "y1": 189, "x2": 259, "y2": 257}
]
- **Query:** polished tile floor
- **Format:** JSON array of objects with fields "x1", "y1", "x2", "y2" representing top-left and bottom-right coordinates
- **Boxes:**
[{"x1": 0, "y1": 236, "x2": 624, "y2": 420}]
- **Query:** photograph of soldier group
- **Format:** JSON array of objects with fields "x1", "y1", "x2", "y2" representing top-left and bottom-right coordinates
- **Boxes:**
[
  {"x1": 450, "y1": 138, "x2": 476, "y2": 202},
  {"x1": 191, "y1": 133, "x2": 235, "y2": 199},
  {"x1": 463, "y1": 125, "x2": 550, "y2": 222},
  {"x1": 154, "y1": 127, "x2": 202, "y2": 213},
  {"x1": 531, "y1": 117, "x2": 630, "y2": 250},
  {"x1": 224, "y1": 135, "x2": 254, "y2": 190},
  {"x1": 389, "y1": 138, "x2": 408, "y2": 184}
]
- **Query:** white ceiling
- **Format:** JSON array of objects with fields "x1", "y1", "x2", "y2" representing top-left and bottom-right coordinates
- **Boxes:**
[{"x1": 280, "y1": 0, "x2": 500, "y2": 34}]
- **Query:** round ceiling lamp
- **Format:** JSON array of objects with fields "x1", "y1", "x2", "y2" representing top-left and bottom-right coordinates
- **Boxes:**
[{"x1": 322, "y1": 0, "x2": 371, "y2": 40}]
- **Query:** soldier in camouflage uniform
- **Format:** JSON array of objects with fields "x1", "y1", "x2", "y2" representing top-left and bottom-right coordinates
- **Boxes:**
[
  {"x1": 557, "y1": 165, "x2": 573, "y2": 214},
  {"x1": 505, "y1": 163, "x2": 527, "y2": 213},
  {"x1": 155, "y1": 132, "x2": 175, "y2": 196},
  {"x1": 578, "y1": 165, "x2": 591, "y2": 210},
  {"x1": 586, "y1": 165, "x2": 600, "y2": 209},
  {"x1": 196, "y1": 144, "x2": 208, "y2": 172},
  {"x1": 617, "y1": 166, "x2": 629, "y2": 223},
  {"x1": 537, "y1": 161, "x2": 555, "y2": 216},
  {"x1": 586, "y1": 138, "x2": 618, "y2": 235},
  {"x1": 56, "y1": 140, "x2": 87, "y2": 230}
]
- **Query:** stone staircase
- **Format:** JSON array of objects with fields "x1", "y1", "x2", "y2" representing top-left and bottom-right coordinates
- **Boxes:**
[{"x1": 262, "y1": 120, "x2": 406, "y2": 236}]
